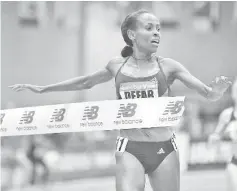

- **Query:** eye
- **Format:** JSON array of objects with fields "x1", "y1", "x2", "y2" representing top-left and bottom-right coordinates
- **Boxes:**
[
  {"x1": 146, "y1": 26, "x2": 152, "y2": 31},
  {"x1": 145, "y1": 23, "x2": 153, "y2": 31}
]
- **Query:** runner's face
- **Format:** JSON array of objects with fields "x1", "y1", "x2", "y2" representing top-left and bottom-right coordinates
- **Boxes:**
[{"x1": 133, "y1": 13, "x2": 161, "y2": 54}]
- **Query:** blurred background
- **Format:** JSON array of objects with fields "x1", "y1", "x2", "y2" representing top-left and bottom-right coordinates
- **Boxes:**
[{"x1": 1, "y1": 1, "x2": 237, "y2": 191}]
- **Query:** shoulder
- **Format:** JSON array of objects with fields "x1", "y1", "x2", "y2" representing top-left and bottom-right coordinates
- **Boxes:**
[
  {"x1": 158, "y1": 56, "x2": 181, "y2": 68},
  {"x1": 157, "y1": 56, "x2": 185, "y2": 76},
  {"x1": 106, "y1": 56, "x2": 128, "y2": 73},
  {"x1": 158, "y1": 57, "x2": 178, "y2": 64},
  {"x1": 107, "y1": 56, "x2": 127, "y2": 67}
]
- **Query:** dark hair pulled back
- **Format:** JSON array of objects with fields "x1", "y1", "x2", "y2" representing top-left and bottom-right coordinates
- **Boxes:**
[{"x1": 120, "y1": 9, "x2": 150, "y2": 57}]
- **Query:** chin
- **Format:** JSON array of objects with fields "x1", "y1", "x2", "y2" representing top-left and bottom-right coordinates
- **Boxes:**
[
  {"x1": 150, "y1": 48, "x2": 158, "y2": 54},
  {"x1": 142, "y1": 46, "x2": 158, "y2": 54}
]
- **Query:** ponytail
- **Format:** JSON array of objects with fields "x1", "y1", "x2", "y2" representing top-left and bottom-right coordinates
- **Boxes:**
[
  {"x1": 121, "y1": 45, "x2": 133, "y2": 57},
  {"x1": 120, "y1": 10, "x2": 150, "y2": 58}
]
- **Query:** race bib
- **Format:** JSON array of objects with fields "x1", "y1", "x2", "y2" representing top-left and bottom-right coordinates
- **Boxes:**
[{"x1": 120, "y1": 79, "x2": 158, "y2": 99}]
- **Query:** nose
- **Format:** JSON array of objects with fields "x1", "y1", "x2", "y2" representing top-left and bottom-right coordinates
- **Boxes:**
[{"x1": 153, "y1": 30, "x2": 160, "y2": 37}]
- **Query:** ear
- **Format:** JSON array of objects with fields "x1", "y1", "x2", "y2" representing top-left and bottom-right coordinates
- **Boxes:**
[{"x1": 127, "y1": 29, "x2": 135, "y2": 41}]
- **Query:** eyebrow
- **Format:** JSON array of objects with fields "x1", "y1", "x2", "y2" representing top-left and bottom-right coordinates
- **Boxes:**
[{"x1": 145, "y1": 23, "x2": 160, "y2": 27}]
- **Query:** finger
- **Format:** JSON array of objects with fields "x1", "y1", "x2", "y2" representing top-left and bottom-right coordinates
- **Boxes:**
[
  {"x1": 12, "y1": 87, "x2": 18, "y2": 91},
  {"x1": 225, "y1": 77, "x2": 233, "y2": 85},
  {"x1": 9, "y1": 84, "x2": 18, "y2": 87},
  {"x1": 219, "y1": 78, "x2": 226, "y2": 84},
  {"x1": 13, "y1": 87, "x2": 23, "y2": 92},
  {"x1": 217, "y1": 77, "x2": 228, "y2": 85},
  {"x1": 13, "y1": 86, "x2": 24, "y2": 91},
  {"x1": 10, "y1": 84, "x2": 21, "y2": 87},
  {"x1": 221, "y1": 76, "x2": 234, "y2": 84},
  {"x1": 16, "y1": 88, "x2": 25, "y2": 92},
  {"x1": 9, "y1": 86, "x2": 19, "y2": 89},
  {"x1": 14, "y1": 88, "x2": 21, "y2": 92},
  {"x1": 220, "y1": 76, "x2": 230, "y2": 82},
  {"x1": 220, "y1": 75, "x2": 226, "y2": 80},
  {"x1": 9, "y1": 84, "x2": 24, "y2": 89},
  {"x1": 13, "y1": 88, "x2": 20, "y2": 92},
  {"x1": 10, "y1": 86, "x2": 17, "y2": 90},
  {"x1": 223, "y1": 79, "x2": 232, "y2": 86},
  {"x1": 215, "y1": 77, "x2": 222, "y2": 84},
  {"x1": 220, "y1": 77, "x2": 226, "y2": 83}
]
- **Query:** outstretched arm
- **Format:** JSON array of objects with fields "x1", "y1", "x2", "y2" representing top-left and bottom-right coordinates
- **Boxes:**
[
  {"x1": 169, "y1": 59, "x2": 232, "y2": 101},
  {"x1": 9, "y1": 61, "x2": 115, "y2": 93},
  {"x1": 42, "y1": 68, "x2": 113, "y2": 92}
]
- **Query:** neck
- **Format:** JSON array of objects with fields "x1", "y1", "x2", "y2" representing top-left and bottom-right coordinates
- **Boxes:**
[{"x1": 132, "y1": 48, "x2": 153, "y2": 60}]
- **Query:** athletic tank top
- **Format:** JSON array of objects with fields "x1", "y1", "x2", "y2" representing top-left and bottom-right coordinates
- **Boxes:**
[{"x1": 115, "y1": 56, "x2": 172, "y2": 141}]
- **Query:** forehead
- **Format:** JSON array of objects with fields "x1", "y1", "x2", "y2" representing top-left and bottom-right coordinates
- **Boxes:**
[{"x1": 137, "y1": 13, "x2": 160, "y2": 25}]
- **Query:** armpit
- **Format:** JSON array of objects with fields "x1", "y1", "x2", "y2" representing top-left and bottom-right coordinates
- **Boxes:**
[
  {"x1": 106, "y1": 56, "x2": 127, "y2": 76},
  {"x1": 158, "y1": 57, "x2": 177, "y2": 85}
]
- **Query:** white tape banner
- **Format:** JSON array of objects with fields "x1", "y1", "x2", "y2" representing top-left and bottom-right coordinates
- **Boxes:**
[{"x1": 0, "y1": 97, "x2": 185, "y2": 137}]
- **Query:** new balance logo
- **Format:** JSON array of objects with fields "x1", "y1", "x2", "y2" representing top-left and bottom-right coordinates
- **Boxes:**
[
  {"x1": 82, "y1": 106, "x2": 99, "y2": 120},
  {"x1": 50, "y1": 108, "x2": 66, "y2": 122},
  {"x1": 117, "y1": 103, "x2": 137, "y2": 119},
  {"x1": 163, "y1": 101, "x2": 184, "y2": 115},
  {"x1": 1, "y1": 113, "x2": 5, "y2": 124},
  {"x1": 19, "y1": 111, "x2": 35, "y2": 124},
  {"x1": 157, "y1": 148, "x2": 165, "y2": 154}
]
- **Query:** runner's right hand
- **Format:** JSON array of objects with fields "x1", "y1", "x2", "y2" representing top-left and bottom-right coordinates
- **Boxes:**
[{"x1": 8, "y1": 84, "x2": 45, "y2": 93}]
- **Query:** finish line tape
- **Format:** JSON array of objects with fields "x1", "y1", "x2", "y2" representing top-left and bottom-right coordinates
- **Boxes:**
[{"x1": 0, "y1": 97, "x2": 185, "y2": 137}]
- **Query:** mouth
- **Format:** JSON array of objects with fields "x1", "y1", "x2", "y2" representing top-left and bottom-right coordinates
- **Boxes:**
[{"x1": 151, "y1": 40, "x2": 159, "y2": 45}]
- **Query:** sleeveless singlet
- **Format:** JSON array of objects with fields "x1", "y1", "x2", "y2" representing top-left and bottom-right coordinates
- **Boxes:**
[{"x1": 115, "y1": 56, "x2": 172, "y2": 141}]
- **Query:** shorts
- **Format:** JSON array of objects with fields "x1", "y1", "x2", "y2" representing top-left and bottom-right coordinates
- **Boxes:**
[{"x1": 116, "y1": 134, "x2": 178, "y2": 174}]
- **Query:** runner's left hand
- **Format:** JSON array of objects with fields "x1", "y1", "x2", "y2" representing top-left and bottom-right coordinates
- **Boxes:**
[{"x1": 210, "y1": 76, "x2": 232, "y2": 94}]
